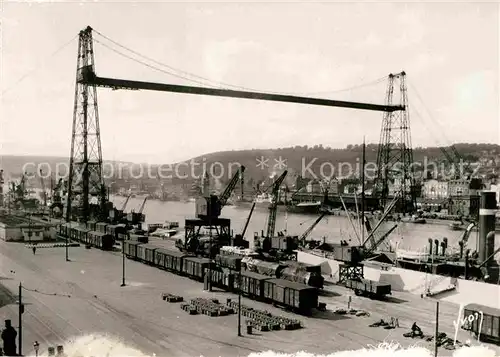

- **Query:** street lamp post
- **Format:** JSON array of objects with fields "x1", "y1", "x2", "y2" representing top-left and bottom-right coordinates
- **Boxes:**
[
  {"x1": 217, "y1": 256, "x2": 243, "y2": 336},
  {"x1": 121, "y1": 244, "x2": 126, "y2": 287},
  {"x1": 18, "y1": 282, "x2": 24, "y2": 356},
  {"x1": 65, "y1": 221, "x2": 69, "y2": 262},
  {"x1": 237, "y1": 267, "x2": 242, "y2": 337}
]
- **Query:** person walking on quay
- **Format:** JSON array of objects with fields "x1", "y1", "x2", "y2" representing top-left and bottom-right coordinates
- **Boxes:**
[{"x1": 1, "y1": 320, "x2": 18, "y2": 356}]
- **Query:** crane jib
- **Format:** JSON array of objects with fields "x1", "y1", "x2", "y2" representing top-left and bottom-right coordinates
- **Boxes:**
[{"x1": 77, "y1": 67, "x2": 405, "y2": 113}]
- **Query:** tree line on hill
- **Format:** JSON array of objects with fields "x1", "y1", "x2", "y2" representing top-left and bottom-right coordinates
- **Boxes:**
[{"x1": 2, "y1": 143, "x2": 499, "y2": 189}]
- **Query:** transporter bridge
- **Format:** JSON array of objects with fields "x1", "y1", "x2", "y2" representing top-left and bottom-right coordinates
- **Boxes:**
[{"x1": 67, "y1": 26, "x2": 404, "y2": 223}]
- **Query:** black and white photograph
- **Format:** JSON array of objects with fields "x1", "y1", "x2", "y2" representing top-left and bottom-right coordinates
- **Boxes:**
[{"x1": 0, "y1": 1, "x2": 499, "y2": 356}]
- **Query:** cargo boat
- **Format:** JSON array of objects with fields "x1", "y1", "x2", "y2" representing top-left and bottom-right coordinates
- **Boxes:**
[
  {"x1": 286, "y1": 201, "x2": 322, "y2": 215},
  {"x1": 232, "y1": 194, "x2": 272, "y2": 210}
]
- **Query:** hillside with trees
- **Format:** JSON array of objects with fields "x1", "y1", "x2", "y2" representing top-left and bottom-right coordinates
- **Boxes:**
[{"x1": 2, "y1": 143, "x2": 499, "y2": 189}]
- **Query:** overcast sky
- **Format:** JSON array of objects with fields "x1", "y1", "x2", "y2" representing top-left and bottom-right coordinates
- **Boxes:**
[{"x1": 1, "y1": 1, "x2": 499, "y2": 164}]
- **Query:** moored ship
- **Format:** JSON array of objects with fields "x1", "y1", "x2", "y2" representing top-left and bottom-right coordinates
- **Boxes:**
[
  {"x1": 232, "y1": 193, "x2": 272, "y2": 209},
  {"x1": 285, "y1": 201, "x2": 322, "y2": 215},
  {"x1": 297, "y1": 191, "x2": 500, "y2": 310}
]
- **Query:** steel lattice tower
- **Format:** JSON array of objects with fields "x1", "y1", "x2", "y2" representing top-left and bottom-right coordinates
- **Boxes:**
[
  {"x1": 374, "y1": 71, "x2": 415, "y2": 213},
  {"x1": 66, "y1": 26, "x2": 106, "y2": 223}
]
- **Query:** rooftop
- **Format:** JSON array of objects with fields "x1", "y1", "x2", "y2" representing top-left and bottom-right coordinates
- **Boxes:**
[{"x1": 0, "y1": 214, "x2": 53, "y2": 227}]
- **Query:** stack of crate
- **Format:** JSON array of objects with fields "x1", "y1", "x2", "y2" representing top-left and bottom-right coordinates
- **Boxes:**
[
  {"x1": 162, "y1": 293, "x2": 184, "y2": 303},
  {"x1": 182, "y1": 298, "x2": 235, "y2": 317},
  {"x1": 180, "y1": 303, "x2": 198, "y2": 315},
  {"x1": 227, "y1": 301, "x2": 302, "y2": 331}
]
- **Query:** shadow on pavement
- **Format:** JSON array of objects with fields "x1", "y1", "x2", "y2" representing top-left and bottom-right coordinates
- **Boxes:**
[
  {"x1": 310, "y1": 310, "x2": 351, "y2": 321},
  {"x1": 0, "y1": 283, "x2": 17, "y2": 309},
  {"x1": 384, "y1": 296, "x2": 408, "y2": 304}
]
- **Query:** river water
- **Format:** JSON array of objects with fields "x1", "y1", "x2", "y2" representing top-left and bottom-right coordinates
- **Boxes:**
[{"x1": 111, "y1": 196, "x2": 500, "y2": 256}]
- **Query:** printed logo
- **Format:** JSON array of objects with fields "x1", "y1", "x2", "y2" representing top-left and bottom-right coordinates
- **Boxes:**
[{"x1": 452, "y1": 303, "x2": 483, "y2": 345}]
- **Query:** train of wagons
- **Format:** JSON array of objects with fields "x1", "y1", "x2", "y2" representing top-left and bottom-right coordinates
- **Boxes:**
[
  {"x1": 59, "y1": 222, "x2": 325, "y2": 290},
  {"x1": 123, "y1": 241, "x2": 319, "y2": 314},
  {"x1": 58, "y1": 223, "x2": 320, "y2": 314},
  {"x1": 59, "y1": 221, "x2": 137, "y2": 249}
]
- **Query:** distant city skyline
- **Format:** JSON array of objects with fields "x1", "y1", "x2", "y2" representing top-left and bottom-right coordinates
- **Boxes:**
[{"x1": 1, "y1": 2, "x2": 499, "y2": 165}]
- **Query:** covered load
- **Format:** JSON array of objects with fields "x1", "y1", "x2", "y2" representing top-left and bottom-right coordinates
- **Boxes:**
[
  {"x1": 215, "y1": 254, "x2": 242, "y2": 271},
  {"x1": 242, "y1": 257, "x2": 285, "y2": 277},
  {"x1": 129, "y1": 234, "x2": 148, "y2": 243},
  {"x1": 220, "y1": 246, "x2": 259, "y2": 257},
  {"x1": 280, "y1": 264, "x2": 324, "y2": 289}
]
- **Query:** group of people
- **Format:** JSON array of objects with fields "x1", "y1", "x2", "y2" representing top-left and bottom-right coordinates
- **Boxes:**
[{"x1": 0, "y1": 320, "x2": 17, "y2": 356}]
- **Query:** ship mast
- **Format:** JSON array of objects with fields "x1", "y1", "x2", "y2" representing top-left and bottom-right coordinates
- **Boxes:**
[{"x1": 361, "y1": 137, "x2": 366, "y2": 244}]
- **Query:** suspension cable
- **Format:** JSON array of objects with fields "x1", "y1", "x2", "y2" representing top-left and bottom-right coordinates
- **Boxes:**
[
  {"x1": 408, "y1": 80, "x2": 453, "y2": 147},
  {"x1": 409, "y1": 99, "x2": 445, "y2": 148},
  {"x1": 2, "y1": 34, "x2": 78, "y2": 95},
  {"x1": 92, "y1": 28, "x2": 388, "y2": 97},
  {"x1": 93, "y1": 38, "x2": 217, "y2": 88}
]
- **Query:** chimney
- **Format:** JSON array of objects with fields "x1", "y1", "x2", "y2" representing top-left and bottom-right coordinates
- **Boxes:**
[
  {"x1": 441, "y1": 237, "x2": 448, "y2": 256},
  {"x1": 486, "y1": 231, "x2": 496, "y2": 266},
  {"x1": 478, "y1": 191, "x2": 497, "y2": 264},
  {"x1": 464, "y1": 249, "x2": 470, "y2": 279}
]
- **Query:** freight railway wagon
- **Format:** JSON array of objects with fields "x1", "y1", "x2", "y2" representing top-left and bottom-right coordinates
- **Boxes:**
[
  {"x1": 123, "y1": 241, "x2": 212, "y2": 282},
  {"x1": 129, "y1": 234, "x2": 149, "y2": 243},
  {"x1": 345, "y1": 279, "x2": 391, "y2": 299},
  {"x1": 122, "y1": 242, "x2": 319, "y2": 315},
  {"x1": 59, "y1": 223, "x2": 115, "y2": 251},
  {"x1": 206, "y1": 268, "x2": 319, "y2": 314},
  {"x1": 85, "y1": 221, "x2": 128, "y2": 242},
  {"x1": 106, "y1": 224, "x2": 127, "y2": 241},
  {"x1": 463, "y1": 303, "x2": 500, "y2": 344},
  {"x1": 242, "y1": 257, "x2": 324, "y2": 289}
]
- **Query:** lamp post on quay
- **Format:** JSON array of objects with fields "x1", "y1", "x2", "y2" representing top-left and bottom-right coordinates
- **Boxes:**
[
  {"x1": 121, "y1": 242, "x2": 126, "y2": 287},
  {"x1": 216, "y1": 254, "x2": 242, "y2": 336}
]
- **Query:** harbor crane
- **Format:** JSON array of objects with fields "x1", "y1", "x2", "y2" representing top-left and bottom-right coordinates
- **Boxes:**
[
  {"x1": 128, "y1": 196, "x2": 148, "y2": 226},
  {"x1": 39, "y1": 170, "x2": 47, "y2": 209},
  {"x1": 334, "y1": 194, "x2": 399, "y2": 284},
  {"x1": 179, "y1": 166, "x2": 246, "y2": 256},
  {"x1": 253, "y1": 171, "x2": 293, "y2": 259},
  {"x1": 438, "y1": 144, "x2": 475, "y2": 179},
  {"x1": 196, "y1": 166, "x2": 246, "y2": 221},
  {"x1": 67, "y1": 26, "x2": 405, "y2": 223},
  {"x1": 120, "y1": 194, "x2": 132, "y2": 212},
  {"x1": 107, "y1": 193, "x2": 133, "y2": 224},
  {"x1": 232, "y1": 201, "x2": 256, "y2": 249},
  {"x1": 240, "y1": 202, "x2": 256, "y2": 238},
  {"x1": 298, "y1": 212, "x2": 328, "y2": 247},
  {"x1": 50, "y1": 177, "x2": 64, "y2": 212},
  {"x1": 265, "y1": 170, "x2": 288, "y2": 239}
]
